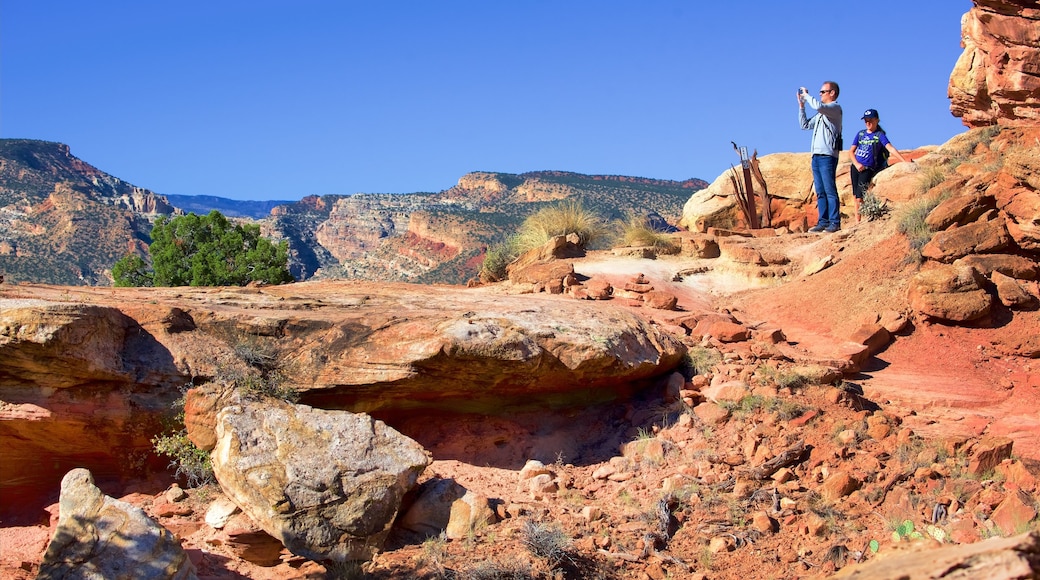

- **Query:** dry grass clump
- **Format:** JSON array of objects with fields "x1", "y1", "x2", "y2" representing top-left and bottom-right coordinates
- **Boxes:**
[
  {"x1": 515, "y1": 200, "x2": 608, "y2": 252},
  {"x1": 618, "y1": 214, "x2": 679, "y2": 252},
  {"x1": 521, "y1": 519, "x2": 572, "y2": 570},
  {"x1": 685, "y1": 346, "x2": 722, "y2": 376},
  {"x1": 479, "y1": 200, "x2": 607, "y2": 282},
  {"x1": 897, "y1": 191, "x2": 949, "y2": 263}
]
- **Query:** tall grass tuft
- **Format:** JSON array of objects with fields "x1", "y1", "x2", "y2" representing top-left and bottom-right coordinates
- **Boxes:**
[
  {"x1": 479, "y1": 235, "x2": 521, "y2": 282},
  {"x1": 897, "y1": 192, "x2": 948, "y2": 263},
  {"x1": 685, "y1": 346, "x2": 722, "y2": 376},
  {"x1": 521, "y1": 519, "x2": 571, "y2": 570},
  {"x1": 915, "y1": 165, "x2": 949, "y2": 196},
  {"x1": 619, "y1": 214, "x2": 678, "y2": 252},
  {"x1": 515, "y1": 199, "x2": 608, "y2": 252},
  {"x1": 479, "y1": 200, "x2": 607, "y2": 282}
]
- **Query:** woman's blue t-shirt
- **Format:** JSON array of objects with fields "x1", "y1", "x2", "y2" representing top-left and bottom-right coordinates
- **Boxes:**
[{"x1": 853, "y1": 130, "x2": 891, "y2": 169}]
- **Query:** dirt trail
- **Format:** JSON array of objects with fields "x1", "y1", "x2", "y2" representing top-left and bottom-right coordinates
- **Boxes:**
[{"x1": 577, "y1": 218, "x2": 1040, "y2": 462}]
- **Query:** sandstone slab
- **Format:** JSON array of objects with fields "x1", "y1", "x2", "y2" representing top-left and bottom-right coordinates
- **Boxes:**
[
  {"x1": 211, "y1": 399, "x2": 431, "y2": 562},
  {"x1": 908, "y1": 264, "x2": 993, "y2": 322}
]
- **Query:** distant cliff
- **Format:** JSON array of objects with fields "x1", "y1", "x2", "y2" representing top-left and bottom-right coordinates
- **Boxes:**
[
  {"x1": 0, "y1": 138, "x2": 707, "y2": 286},
  {"x1": 0, "y1": 139, "x2": 176, "y2": 285},
  {"x1": 267, "y1": 172, "x2": 708, "y2": 283},
  {"x1": 164, "y1": 194, "x2": 294, "y2": 219}
]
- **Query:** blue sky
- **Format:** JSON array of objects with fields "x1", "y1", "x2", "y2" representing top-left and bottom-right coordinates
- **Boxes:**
[{"x1": 2, "y1": 1, "x2": 970, "y2": 201}]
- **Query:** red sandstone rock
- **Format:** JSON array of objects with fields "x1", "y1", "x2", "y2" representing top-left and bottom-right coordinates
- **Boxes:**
[
  {"x1": 643, "y1": 291, "x2": 678, "y2": 310},
  {"x1": 921, "y1": 218, "x2": 1011, "y2": 263},
  {"x1": 949, "y1": 0, "x2": 1040, "y2": 127},
  {"x1": 908, "y1": 264, "x2": 993, "y2": 322},
  {"x1": 819, "y1": 471, "x2": 859, "y2": 501},
  {"x1": 991, "y1": 491, "x2": 1038, "y2": 536},
  {"x1": 969, "y1": 436, "x2": 1014, "y2": 476}
]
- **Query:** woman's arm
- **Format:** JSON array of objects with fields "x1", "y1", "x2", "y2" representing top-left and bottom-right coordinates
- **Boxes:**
[{"x1": 885, "y1": 143, "x2": 911, "y2": 164}]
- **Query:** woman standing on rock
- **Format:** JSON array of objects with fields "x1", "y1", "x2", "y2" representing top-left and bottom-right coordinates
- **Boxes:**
[{"x1": 848, "y1": 108, "x2": 913, "y2": 221}]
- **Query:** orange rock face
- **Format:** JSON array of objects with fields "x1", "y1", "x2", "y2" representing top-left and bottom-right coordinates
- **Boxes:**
[
  {"x1": 949, "y1": 0, "x2": 1040, "y2": 127},
  {"x1": 0, "y1": 281, "x2": 686, "y2": 514}
]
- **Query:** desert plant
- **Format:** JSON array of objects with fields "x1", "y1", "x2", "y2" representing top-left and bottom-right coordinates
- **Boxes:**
[
  {"x1": 514, "y1": 199, "x2": 608, "y2": 254},
  {"x1": 112, "y1": 254, "x2": 154, "y2": 287},
  {"x1": 618, "y1": 214, "x2": 678, "y2": 251},
  {"x1": 770, "y1": 398, "x2": 808, "y2": 421},
  {"x1": 756, "y1": 363, "x2": 811, "y2": 390},
  {"x1": 152, "y1": 430, "x2": 214, "y2": 488},
  {"x1": 238, "y1": 371, "x2": 300, "y2": 403},
  {"x1": 460, "y1": 560, "x2": 534, "y2": 580},
  {"x1": 234, "y1": 340, "x2": 278, "y2": 372},
  {"x1": 322, "y1": 560, "x2": 367, "y2": 579},
  {"x1": 915, "y1": 165, "x2": 949, "y2": 195},
  {"x1": 521, "y1": 520, "x2": 572, "y2": 570},
  {"x1": 151, "y1": 385, "x2": 215, "y2": 488},
  {"x1": 685, "y1": 346, "x2": 721, "y2": 376},
  {"x1": 890, "y1": 519, "x2": 925, "y2": 542},
  {"x1": 479, "y1": 235, "x2": 521, "y2": 282},
  {"x1": 720, "y1": 395, "x2": 767, "y2": 417},
  {"x1": 896, "y1": 191, "x2": 948, "y2": 263},
  {"x1": 118, "y1": 210, "x2": 293, "y2": 287},
  {"x1": 859, "y1": 192, "x2": 890, "y2": 221}
]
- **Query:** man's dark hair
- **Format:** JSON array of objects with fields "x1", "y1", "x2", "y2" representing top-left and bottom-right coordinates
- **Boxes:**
[{"x1": 825, "y1": 81, "x2": 840, "y2": 98}]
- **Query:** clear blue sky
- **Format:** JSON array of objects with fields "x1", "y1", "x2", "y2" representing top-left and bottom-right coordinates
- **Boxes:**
[{"x1": 2, "y1": 1, "x2": 970, "y2": 201}]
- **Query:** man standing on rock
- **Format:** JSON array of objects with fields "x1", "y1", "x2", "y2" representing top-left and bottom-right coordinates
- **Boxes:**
[{"x1": 798, "y1": 81, "x2": 843, "y2": 232}]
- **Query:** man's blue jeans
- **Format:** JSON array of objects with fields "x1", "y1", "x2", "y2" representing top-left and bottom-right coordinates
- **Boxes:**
[{"x1": 811, "y1": 154, "x2": 840, "y2": 228}]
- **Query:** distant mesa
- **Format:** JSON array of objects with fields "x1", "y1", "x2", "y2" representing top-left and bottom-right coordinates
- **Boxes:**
[
  {"x1": 163, "y1": 194, "x2": 295, "y2": 219},
  {"x1": 0, "y1": 138, "x2": 707, "y2": 286}
]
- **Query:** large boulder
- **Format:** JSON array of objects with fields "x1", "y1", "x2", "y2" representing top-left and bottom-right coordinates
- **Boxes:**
[
  {"x1": 506, "y1": 234, "x2": 582, "y2": 285},
  {"x1": 1, "y1": 282, "x2": 687, "y2": 513},
  {"x1": 948, "y1": 0, "x2": 1040, "y2": 127},
  {"x1": 925, "y1": 192, "x2": 997, "y2": 230},
  {"x1": 921, "y1": 217, "x2": 1012, "y2": 262},
  {"x1": 394, "y1": 478, "x2": 468, "y2": 541},
  {"x1": 954, "y1": 253, "x2": 1039, "y2": 280},
  {"x1": 680, "y1": 153, "x2": 818, "y2": 232},
  {"x1": 211, "y1": 399, "x2": 431, "y2": 563},
  {"x1": 992, "y1": 270, "x2": 1040, "y2": 308},
  {"x1": 38, "y1": 468, "x2": 197, "y2": 580},
  {"x1": 908, "y1": 264, "x2": 993, "y2": 322}
]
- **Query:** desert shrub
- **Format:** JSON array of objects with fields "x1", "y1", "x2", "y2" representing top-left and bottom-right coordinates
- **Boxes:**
[
  {"x1": 514, "y1": 200, "x2": 608, "y2": 254},
  {"x1": 915, "y1": 165, "x2": 949, "y2": 195},
  {"x1": 151, "y1": 387, "x2": 214, "y2": 488},
  {"x1": 521, "y1": 520, "x2": 572, "y2": 570},
  {"x1": 112, "y1": 254, "x2": 154, "y2": 287},
  {"x1": 460, "y1": 560, "x2": 534, "y2": 580},
  {"x1": 234, "y1": 341, "x2": 278, "y2": 372},
  {"x1": 720, "y1": 395, "x2": 767, "y2": 417},
  {"x1": 220, "y1": 337, "x2": 299, "y2": 402},
  {"x1": 897, "y1": 192, "x2": 948, "y2": 263},
  {"x1": 152, "y1": 431, "x2": 214, "y2": 488},
  {"x1": 322, "y1": 560, "x2": 367, "y2": 579},
  {"x1": 237, "y1": 371, "x2": 299, "y2": 403},
  {"x1": 756, "y1": 363, "x2": 811, "y2": 390},
  {"x1": 685, "y1": 346, "x2": 721, "y2": 376},
  {"x1": 860, "y1": 192, "x2": 890, "y2": 221},
  {"x1": 772, "y1": 399, "x2": 808, "y2": 421},
  {"x1": 129, "y1": 210, "x2": 293, "y2": 287},
  {"x1": 942, "y1": 125, "x2": 1001, "y2": 160},
  {"x1": 479, "y1": 200, "x2": 607, "y2": 282},
  {"x1": 618, "y1": 214, "x2": 678, "y2": 251},
  {"x1": 479, "y1": 235, "x2": 521, "y2": 283}
]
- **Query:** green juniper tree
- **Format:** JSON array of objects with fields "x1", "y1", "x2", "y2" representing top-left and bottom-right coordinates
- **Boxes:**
[{"x1": 113, "y1": 210, "x2": 292, "y2": 287}]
